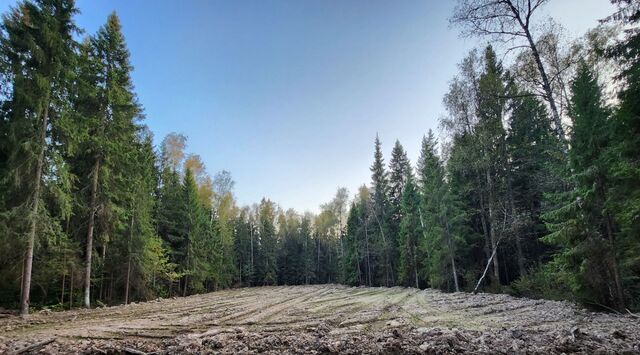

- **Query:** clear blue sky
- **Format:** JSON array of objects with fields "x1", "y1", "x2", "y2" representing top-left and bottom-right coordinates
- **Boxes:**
[{"x1": 2, "y1": 0, "x2": 615, "y2": 213}]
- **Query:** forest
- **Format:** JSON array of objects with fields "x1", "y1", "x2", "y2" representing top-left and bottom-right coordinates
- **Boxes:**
[{"x1": 0, "y1": 0, "x2": 638, "y2": 318}]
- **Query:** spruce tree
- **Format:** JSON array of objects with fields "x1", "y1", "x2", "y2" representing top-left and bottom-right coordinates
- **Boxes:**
[
  {"x1": 344, "y1": 202, "x2": 362, "y2": 285},
  {"x1": 370, "y1": 134, "x2": 392, "y2": 286},
  {"x1": 506, "y1": 90, "x2": 563, "y2": 278},
  {"x1": 544, "y1": 62, "x2": 624, "y2": 310},
  {"x1": 388, "y1": 140, "x2": 410, "y2": 285},
  {"x1": 70, "y1": 12, "x2": 142, "y2": 307},
  {"x1": 418, "y1": 131, "x2": 465, "y2": 292},
  {"x1": 398, "y1": 166, "x2": 421, "y2": 288},
  {"x1": 475, "y1": 45, "x2": 508, "y2": 285},
  {"x1": 606, "y1": 1, "x2": 640, "y2": 310},
  {"x1": 0, "y1": 0, "x2": 78, "y2": 315},
  {"x1": 181, "y1": 168, "x2": 214, "y2": 294},
  {"x1": 258, "y1": 199, "x2": 278, "y2": 285}
]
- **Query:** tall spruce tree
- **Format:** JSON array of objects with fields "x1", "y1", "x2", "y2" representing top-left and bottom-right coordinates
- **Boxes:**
[
  {"x1": 544, "y1": 62, "x2": 625, "y2": 310},
  {"x1": 606, "y1": 0, "x2": 640, "y2": 310},
  {"x1": 475, "y1": 45, "x2": 508, "y2": 285},
  {"x1": 388, "y1": 140, "x2": 410, "y2": 285},
  {"x1": 0, "y1": 0, "x2": 78, "y2": 315},
  {"x1": 258, "y1": 198, "x2": 278, "y2": 285},
  {"x1": 370, "y1": 135, "x2": 392, "y2": 286},
  {"x1": 181, "y1": 168, "x2": 215, "y2": 294},
  {"x1": 418, "y1": 131, "x2": 465, "y2": 292},
  {"x1": 398, "y1": 166, "x2": 421, "y2": 288},
  {"x1": 71, "y1": 13, "x2": 142, "y2": 307},
  {"x1": 344, "y1": 186, "x2": 372, "y2": 286},
  {"x1": 506, "y1": 90, "x2": 563, "y2": 278}
]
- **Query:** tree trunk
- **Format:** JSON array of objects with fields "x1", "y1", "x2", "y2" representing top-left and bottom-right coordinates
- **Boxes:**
[
  {"x1": 444, "y1": 216, "x2": 460, "y2": 292},
  {"x1": 69, "y1": 266, "x2": 74, "y2": 309},
  {"x1": 506, "y1": 155, "x2": 526, "y2": 277},
  {"x1": 485, "y1": 169, "x2": 500, "y2": 284},
  {"x1": 303, "y1": 228, "x2": 309, "y2": 285},
  {"x1": 109, "y1": 273, "x2": 114, "y2": 303},
  {"x1": 99, "y1": 243, "x2": 107, "y2": 301},
  {"x1": 478, "y1": 193, "x2": 492, "y2": 262},
  {"x1": 84, "y1": 158, "x2": 101, "y2": 308},
  {"x1": 125, "y1": 215, "x2": 134, "y2": 305},
  {"x1": 525, "y1": 30, "x2": 565, "y2": 145},
  {"x1": 183, "y1": 270, "x2": 188, "y2": 297},
  {"x1": 605, "y1": 213, "x2": 625, "y2": 310},
  {"x1": 413, "y1": 242, "x2": 419, "y2": 289},
  {"x1": 505, "y1": 0, "x2": 566, "y2": 147},
  {"x1": 317, "y1": 236, "x2": 321, "y2": 282},
  {"x1": 474, "y1": 246, "x2": 498, "y2": 294},
  {"x1": 20, "y1": 93, "x2": 51, "y2": 316},
  {"x1": 354, "y1": 232, "x2": 363, "y2": 285},
  {"x1": 364, "y1": 220, "x2": 372, "y2": 287},
  {"x1": 374, "y1": 214, "x2": 392, "y2": 287},
  {"x1": 60, "y1": 272, "x2": 66, "y2": 307},
  {"x1": 339, "y1": 232, "x2": 345, "y2": 282},
  {"x1": 250, "y1": 224, "x2": 254, "y2": 282}
]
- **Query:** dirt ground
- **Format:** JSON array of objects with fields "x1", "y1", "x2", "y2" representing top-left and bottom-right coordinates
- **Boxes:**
[{"x1": 1, "y1": 285, "x2": 639, "y2": 354}]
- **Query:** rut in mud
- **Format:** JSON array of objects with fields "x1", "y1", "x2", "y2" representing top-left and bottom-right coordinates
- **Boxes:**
[{"x1": 1, "y1": 285, "x2": 639, "y2": 354}]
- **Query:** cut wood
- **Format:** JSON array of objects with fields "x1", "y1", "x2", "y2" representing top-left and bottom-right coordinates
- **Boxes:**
[
  {"x1": 8, "y1": 338, "x2": 55, "y2": 355},
  {"x1": 123, "y1": 347, "x2": 148, "y2": 355}
]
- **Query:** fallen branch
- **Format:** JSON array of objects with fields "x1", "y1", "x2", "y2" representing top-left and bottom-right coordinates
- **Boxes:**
[
  {"x1": 123, "y1": 347, "x2": 148, "y2": 355},
  {"x1": 473, "y1": 215, "x2": 511, "y2": 294},
  {"x1": 473, "y1": 247, "x2": 497, "y2": 294},
  {"x1": 626, "y1": 309, "x2": 639, "y2": 318},
  {"x1": 587, "y1": 302, "x2": 621, "y2": 315},
  {"x1": 9, "y1": 338, "x2": 55, "y2": 355}
]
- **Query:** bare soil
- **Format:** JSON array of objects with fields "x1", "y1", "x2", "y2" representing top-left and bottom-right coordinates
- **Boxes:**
[{"x1": 1, "y1": 285, "x2": 639, "y2": 354}]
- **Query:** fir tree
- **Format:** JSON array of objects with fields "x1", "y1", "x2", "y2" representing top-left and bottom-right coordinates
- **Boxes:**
[
  {"x1": 606, "y1": 0, "x2": 640, "y2": 309},
  {"x1": 388, "y1": 140, "x2": 410, "y2": 285},
  {"x1": 370, "y1": 134, "x2": 392, "y2": 286},
  {"x1": 0, "y1": 0, "x2": 78, "y2": 315},
  {"x1": 258, "y1": 198, "x2": 278, "y2": 285},
  {"x1": 544, "y1": 62, "x2": 624, "y2": 310},
  {"x1": 419, "y1": 131, "x2": 466, "y2": 292},
  {"x1": 398, "y1": 166, "x2": 421, "y2": 288},
  {"x1": 70, "y1": 12, "x2": 142, "y2": 307}
]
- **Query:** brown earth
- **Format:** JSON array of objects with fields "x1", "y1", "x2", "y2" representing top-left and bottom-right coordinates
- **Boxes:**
[{"x1": 1, "y1": 284, "x2": 639, "y2": 354}]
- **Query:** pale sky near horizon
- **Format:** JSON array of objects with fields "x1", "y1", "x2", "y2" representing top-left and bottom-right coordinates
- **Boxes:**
[{"x1": 1, "y1": 0, "x2": 617, "y2": 213}]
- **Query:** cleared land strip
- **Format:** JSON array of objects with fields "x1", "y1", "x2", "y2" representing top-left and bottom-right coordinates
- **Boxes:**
[{"x1": 1, "y1": 285, "x2": 639, "y2": 354}]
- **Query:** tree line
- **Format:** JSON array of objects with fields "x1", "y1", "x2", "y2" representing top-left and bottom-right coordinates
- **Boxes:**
[
  {"x1": 340, "y1": 0, "x2": 640, "y2": 312},
  {"x1": 0, "y1": 0, "x2": 638, "y2": 316}
]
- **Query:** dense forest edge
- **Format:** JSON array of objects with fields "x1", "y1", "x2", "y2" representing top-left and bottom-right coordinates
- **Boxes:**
[{"x1": 0, "y1": 0, "x2": 638, "y2": 317}]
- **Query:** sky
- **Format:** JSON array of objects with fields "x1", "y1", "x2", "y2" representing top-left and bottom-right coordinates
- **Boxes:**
[{"x1": 1, "y1": 0, "x2": 616, "y2": 213}]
